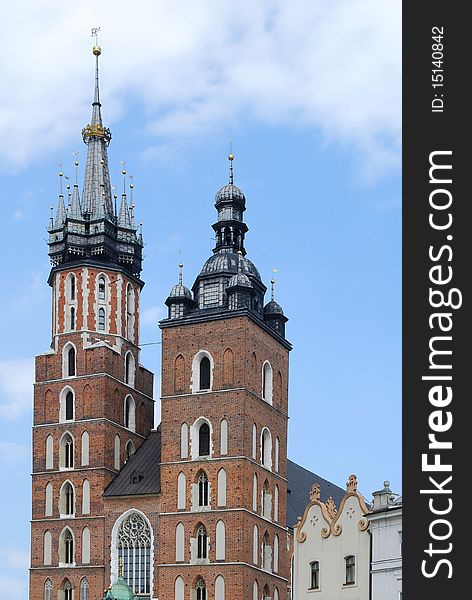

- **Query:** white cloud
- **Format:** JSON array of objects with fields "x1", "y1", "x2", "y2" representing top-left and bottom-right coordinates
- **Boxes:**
[
  {"x1": 0, "y1": 358, "x2": 34, "y2": 420},
  {"x1": 0, "y1": 0, "x2": 400, "y2": 180}
]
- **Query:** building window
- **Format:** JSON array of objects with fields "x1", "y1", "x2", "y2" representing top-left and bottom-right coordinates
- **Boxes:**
[
  {"x1": 198, "y1": 472, "x2": 209, "y2": 507},
  {"x1": 197, "y1": 525, "x2": 208, "y2": 559},
  {"x1": 262, "y1": 361, "x2": 273, "y2": 403},
  {"x1": 262, "y1": 531, "x2": 271, "y2": 571},
  {"x1": 345, "y1": 555, "x2": 356, "y2": 585},
  {"x1": 67, "y1": 346, "x2": 76, "y2": 377},
  {"x1": 98, "y1": 307, "x2": 105, "y2": 331},
  {"x1": 80, "y1": 578, "x2": 89, "y2": 600},
  {"x1": 199, "y1": 356, "x2": 211, "y2": 390},
  {"x1": 199, "y1": 422, "x2": 210, "y2": 456},
  {"x1": 117, "y1": 512, "x2": 152, "y2": 596},
  {"x1": 61, "y1": 481, "x2": 74, "y2": 515},
  {"x1": 44, "y1": 579, "x2": 53, "y2": 600},
  {"x1": 69, "y1": 275, "x2": 76, "y2": 301},
  {"x1": 126, "y1": 284, "x2": 135, "y2": 340},
  {"x1": 60, "y1": 433, "x2": 74, "y2": 469},
  {"x1": 125, "y1": 440, "x2": 135, "y2": 461},
  {"x1": 310, "y1": 561, "x2": 320, "y2": 589},
  {"x1": 261, "y1": 428, "x2": 272, "y2": 469},
  {"x1": 98, "y1": 276, "x2": 106, "y2": 301},
  {"x1": 70, "y1": 306, "x2": 76, "y2": 331},
  {"x1": 262, "y1": 480, "x2": 271, "y2": 519},
  {"x1": 196, "y1": 579, "x2": 207, "y2": 600},
  {"x1": 65, "y1": 391, "x2": 74, "y2": 421},
  {"x1": 62, "y1": 530, "x2": 74, "y2": 564},
  {"x1": 64, "y1": 581, "x2": 72, "y2": 600},
  {"x1": 124, "y1": 396, "x2": 136, "y2": 431},
  {"x1": 125, "y1": 352, "x2": 135, "y2": 386}
]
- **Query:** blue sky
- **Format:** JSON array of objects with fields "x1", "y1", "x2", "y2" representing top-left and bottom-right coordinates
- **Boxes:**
[{"x1": 0, "y1": 1, "x2": 400, "y2": 596}]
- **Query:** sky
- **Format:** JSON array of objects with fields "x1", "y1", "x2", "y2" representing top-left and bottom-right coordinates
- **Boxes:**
[{"x1": 0, "y1": 1, "x2": 401, "y2": 597}]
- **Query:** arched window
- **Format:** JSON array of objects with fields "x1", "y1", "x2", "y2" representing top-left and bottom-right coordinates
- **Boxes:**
[
  {"x1": 262, "y1": 584, "x2": 270, "y2": 600},
  {"x1": 175, "y1": 576, "x2": 184, "y2": 600},
  {"x1": 60, "y1": 433, "x2": 74, "y2": 469},
  {"x1": 180, "y1": 423, "x2": 188, "y2": 458},
  {"x1": 126, "y1": 284, "x2": 135, "y2": 341},
  {"x1": 59, "y1": 528, "x2": 74, "y2": 565},
  {"x1": 253, "y1": 525, "x2": 258, "y2": 564},
  {"x1": 223, "y1": 348, "x2": 234, "y2": 387},
  {"x1": 45, "y1": 482, "x2": 53, "y2": 516},
  {"x1": 43, "y1": 530, "x2": 52, "y2": 565},
  {"x1": 197, "y1": 525, "x2": 208, "y2": 559},
  {"x1": 196, "y1": 579, "x2": 207, "y2": 600},
  {"x1": 216, "y1": 520, "x2": 225, "y2": 560},
  {"x1": 262, "y1": 480, "x2": 271, "y2": 520},
  {"x1": 98, "y1": 307, "x2": 105, "y2": 331},
  {"x1": 220, "y1": 419, "x2": 228, "y2": 455},
  {"x1": 199, "y1": 356, "x2": 210, "y2": 390},
  {"x1": 177, "y1": 472, "x2": 186, "y2": 510},
  {"x1": 217, "y1": 468, "x2": 226, "y2": 507},
  {"x1": 253, "y1": 580, "x2": 259, "y2": 600},
  {"x1": 70, "y1": 307, "x2": 76, "y2": 331},
  {"x1": 125, "y1": 440, "x2": 135, "y2": 461},
  {"x1": 198, "y1": 472, "x2": 209, "y2": 507},
  {"x1": 98, "y1": 276, "x2": 106, "y2": 301},
  {"x1": 199, "y1": 422, "x2": 210, "y2": 456},
  {"x1": 117, "y1": 512, "x2": 152, "y2": 595},
  {"x1": 124, "y1": 395, "x2": 136, "y2": 431},
  {"x1": 274, "y1": 485, "x2": 279, "y2": 523},
  {"x1": 174, "y1": 354, "x2": 185, "y2": 393},
  {"x1": 82, "y1": 528, "x2": 91, "y2": 564},
  {"x1": 252, "y1": 423, "x2": 257, "y2": 459},
  {"x1": 215, "y1": 575, "x2": 225, "y2": 600},
  {"x1": 253, "y1": 473, "x2": 258, "y2": 511},
  {"x1": 66, "y1": 345, "x2": 76, "y2": 377},
  {"x1": 274, "y1": 588, "x2": 279, "y2": 600},
  {"x1": 310, "y1": 561, "x2": 320, "y2": 589},
  {"x1": 82, "y1": 479, "x2": 90, "y2": 514},
  {"x1": 275, "y1": 436, "x2": 280, "y2": 472},
  {"x1": 274, "y1": 534, "x2": 279, "y2": 573},
  {"x1": 114, "y1": 435, "x2": 121, "y2": 470},
  {"x1": 45, "y1": 435, "x2": 53, "y2": 469},
  {"x1": 262, "y1": 531, "x2": 271, "y2": 571},
  {"x1": 44, "y1": 579, "x2": 53, "y2": 600},
  {"x1": 80, "y1": 578, "x2": 89, "y2": 600},
  {"x1": 60, "y1": 481, "x2": 75, "y2": 516},
  {"x1": 345, "y1": 555, "x2": 356, "y2": 585},
  {"x1": 64, "y1": 580, "x2": 72, "y2": 600},
  {"x1": 81, "y1": 431, "x2": 89, "y2": 466},
  {"x1": 262, "y1": 361, "x2": 273, "y2": 403},
  {"x1": 192, "y1": 351, "x2": 213, "y2": 393},
  {"x1": 261, "y1": 428, "x2": 272, "y2": 469},
  {"x1": 175, "y1": 522, "x2": 185, "y2": 562},
  {"x1": 124, "y1": 352, "x2": 135, "y2": 387},
  {"x1": 65, "y1": 391, "x2": 74, "y2": 421}
]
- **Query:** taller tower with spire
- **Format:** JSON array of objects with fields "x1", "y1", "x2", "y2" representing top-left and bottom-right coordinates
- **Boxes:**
[{"x1": 29, "y1": 39, "x2": 154, "y2": 600}]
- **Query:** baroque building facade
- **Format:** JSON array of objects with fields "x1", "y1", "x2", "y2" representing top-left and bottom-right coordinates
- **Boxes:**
[{"x1": 29, "y1": 46, "x2": 346, "y2": 600}]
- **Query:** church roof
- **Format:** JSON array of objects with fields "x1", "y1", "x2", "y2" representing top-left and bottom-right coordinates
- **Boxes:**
[
  {"x1": 104, "y1": 428, "x2": 161, "y2": 497},
  {"x1": 104, "y1": 429, "x2": 343, "y2": 527},
  {"x1": 286, "y1": 459, "x2": 345, "y2": 527}
]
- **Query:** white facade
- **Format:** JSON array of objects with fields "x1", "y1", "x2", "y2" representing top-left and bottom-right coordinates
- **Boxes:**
[
  {"x1": 369, "y1": 482, "x2": 402, "y2": 600},
  {"x1": 293, "y1": 475, "x2": 371, "y2": 600}
]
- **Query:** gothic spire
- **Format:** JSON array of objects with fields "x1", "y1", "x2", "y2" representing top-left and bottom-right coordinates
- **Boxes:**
[{"x1": 81, "y1": 41, "x2": 113, "y2": 220}]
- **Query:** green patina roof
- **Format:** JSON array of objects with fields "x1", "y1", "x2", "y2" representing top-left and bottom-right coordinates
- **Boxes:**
[{"x1": 102, "y1": 576, "x2": 137, "y2": 600}]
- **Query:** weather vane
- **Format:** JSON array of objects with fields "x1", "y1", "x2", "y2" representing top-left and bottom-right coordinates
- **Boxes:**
[{"x1": 91, "y1": 27, "x2": 100, "y2": 45}]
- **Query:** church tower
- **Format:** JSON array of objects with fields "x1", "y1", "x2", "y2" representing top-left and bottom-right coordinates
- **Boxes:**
[
  {"x1": 29, "y1": 42, "x2": 154, "y2": 600},
  {"x1": 158, "y1": 155, "x2": 291, "y2": 600}
]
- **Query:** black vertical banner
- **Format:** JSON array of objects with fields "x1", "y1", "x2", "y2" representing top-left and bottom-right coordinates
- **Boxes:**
[{"x1": 404, "y1": 2, "x2": 469, "y2": 598}]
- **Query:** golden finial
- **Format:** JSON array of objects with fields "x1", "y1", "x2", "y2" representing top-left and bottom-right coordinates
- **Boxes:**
[{"x1": 91, "y1": 27, "x2": 101, "y2": 55}]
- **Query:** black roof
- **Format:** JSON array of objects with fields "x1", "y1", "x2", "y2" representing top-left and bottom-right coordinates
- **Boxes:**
[
  {"x1": 104, "y1": 430, "x2": 344, "y2": 526},
  {"x1": 286, "y1": 459, "x2": 345, "y2": 527},
  {"x1": 104, "y1": 427, "x2": 161, "y2": 497}
]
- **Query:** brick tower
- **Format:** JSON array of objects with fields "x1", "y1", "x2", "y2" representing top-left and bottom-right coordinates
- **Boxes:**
[
  {"x1": 29, "y1": 43, "x2": 154, "y2": 600},
  {"x1": 158, "y1": 154, "x2": 291, "y2": 600}
]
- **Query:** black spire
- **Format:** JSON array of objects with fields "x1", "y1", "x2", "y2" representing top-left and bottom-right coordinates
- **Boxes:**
[{"x1": 47, "y1": 43, "x2": 143, "y2": 280}]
